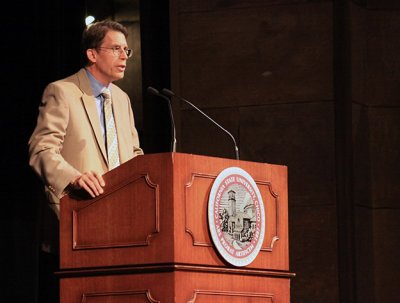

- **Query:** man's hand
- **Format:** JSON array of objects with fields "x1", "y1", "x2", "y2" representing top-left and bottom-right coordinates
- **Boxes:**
[{"x1": 70, "y1": 171, "x2": 105, "y2": 198}]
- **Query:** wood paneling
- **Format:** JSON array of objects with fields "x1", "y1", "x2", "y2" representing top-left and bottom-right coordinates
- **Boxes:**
[{"x1": 59, "y1": 153, "x2": 293, "y2": 302}]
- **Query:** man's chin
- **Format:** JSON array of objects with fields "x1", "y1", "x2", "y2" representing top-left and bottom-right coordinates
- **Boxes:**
[{"x1": 113, "y1": 72, "x2": 125, "y2": 81}]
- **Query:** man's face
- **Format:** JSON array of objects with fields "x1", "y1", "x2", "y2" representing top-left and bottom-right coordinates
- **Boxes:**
[{"x1": 90, "y1": 30, "x2": 130, "y2": 85}]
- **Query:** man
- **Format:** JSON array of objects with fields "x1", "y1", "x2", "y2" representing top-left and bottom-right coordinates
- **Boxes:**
[{"x1": 28, "y1": 20, "x2": 143, "y2": 302}]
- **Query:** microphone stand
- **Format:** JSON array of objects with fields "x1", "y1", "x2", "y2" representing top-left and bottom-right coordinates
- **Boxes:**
[
  {"x1": 161, "y1": 88, "x2": 239, "y2": 160},
  {"x1": 147, "y1": 87, "x2": 177, "y2": 152}
]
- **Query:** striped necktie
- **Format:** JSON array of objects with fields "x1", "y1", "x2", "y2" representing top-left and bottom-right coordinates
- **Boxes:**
[{"x1": 102, "y1": 88, "x2": 120, "y2": 170}]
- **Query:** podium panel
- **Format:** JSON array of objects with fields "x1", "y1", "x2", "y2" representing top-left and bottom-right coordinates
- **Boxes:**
[
  {"x1": 59, "y1": 152, "x2": 294, "y2": 302},
  {"x1": 60, "y1": 267, "x2": 292, "y2": 303}
]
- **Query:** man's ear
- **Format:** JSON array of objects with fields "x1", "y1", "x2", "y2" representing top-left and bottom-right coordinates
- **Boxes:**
[{"x1": 86, "y1": 49, "x2": 97, "y2": 63}]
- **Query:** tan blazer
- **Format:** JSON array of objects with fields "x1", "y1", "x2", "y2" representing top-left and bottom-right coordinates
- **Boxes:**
[{"x1": 29, "y1": 68, "x2": 143, "y2": 220}]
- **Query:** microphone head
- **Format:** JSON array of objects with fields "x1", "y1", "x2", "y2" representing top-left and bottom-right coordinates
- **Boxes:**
[
  {"x1": 147, "y1": 86, "x2": 160, "y2": 95},
  {"x1": 161, "y1": 88, "x2": 175, "y2": 97}
]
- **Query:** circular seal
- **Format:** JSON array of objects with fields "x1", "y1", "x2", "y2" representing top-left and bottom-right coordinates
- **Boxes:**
[{"x1": 208, "y1": 167, "x2": 265, "y2": 267}]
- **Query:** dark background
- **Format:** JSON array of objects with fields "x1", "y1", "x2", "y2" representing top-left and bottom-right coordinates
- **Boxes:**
[{"x1": 2, "y1": 0, "x2": 399, "y2": 302}]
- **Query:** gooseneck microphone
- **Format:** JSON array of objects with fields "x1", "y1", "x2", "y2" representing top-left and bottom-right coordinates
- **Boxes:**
[
  {"x1": 161, "y1": 88, "x2": 240, "y2": 160},
  {"x1": 147, "y1": 86, "x2": 177, "y2": 152}
]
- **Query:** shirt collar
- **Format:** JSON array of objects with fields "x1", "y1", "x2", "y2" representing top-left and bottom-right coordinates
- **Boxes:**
[{"x1": 85, "y1": 68, "x2": 111, "y2": 97}]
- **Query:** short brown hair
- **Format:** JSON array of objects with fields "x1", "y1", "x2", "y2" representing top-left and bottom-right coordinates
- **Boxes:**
[{"x1": 81, "y1": 20, "x2": 128, "y2": 66}]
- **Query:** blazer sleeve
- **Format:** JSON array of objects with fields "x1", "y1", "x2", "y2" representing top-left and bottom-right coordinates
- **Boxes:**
[
  {"x1": 28, "y1": 83, "x2": 81, "y2": 199},
  {"x1": 127, "y1": 97, "x2": 144, "y2": 157}
]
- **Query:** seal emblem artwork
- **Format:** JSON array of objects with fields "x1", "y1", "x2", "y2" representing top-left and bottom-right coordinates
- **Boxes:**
[{"x1": 208, "y1": 167, "x2": 265, "y2": 267}]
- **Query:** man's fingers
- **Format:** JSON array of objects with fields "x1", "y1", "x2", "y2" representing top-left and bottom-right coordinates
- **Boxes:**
[
  {"x1": 76, "y1": 171, "x2": 105, "y2": 197},
  {"x1": 88, "y1": 172, "x2": 105, "y2": 194},
  {"x1": 92, "y1": 171, "x2": 105, "y2": 186},
  {"x1": 79, "y1": 181, "x2": 96, "y2": 198}
]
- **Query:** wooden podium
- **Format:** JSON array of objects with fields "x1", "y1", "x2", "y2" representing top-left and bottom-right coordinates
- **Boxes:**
[{"x1": 59, "y1": 152, "x2": 295, "y2": 302}]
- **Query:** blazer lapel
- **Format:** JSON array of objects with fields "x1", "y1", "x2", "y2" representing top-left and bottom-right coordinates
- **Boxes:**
[{"x1": 77, "y1": 70, "x2": 108, "y2": 165}]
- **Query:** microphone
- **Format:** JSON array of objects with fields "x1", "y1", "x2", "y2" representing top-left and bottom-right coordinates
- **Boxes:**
[
  {"x1": 161, "y1": 88, "x2": 239, "y2": 160},
  {"x1": 147, "y1": 86, "x2": 177, "y2": 152}
]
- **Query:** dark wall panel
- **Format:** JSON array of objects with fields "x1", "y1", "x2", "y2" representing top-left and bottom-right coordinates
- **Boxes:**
[
  {"x1": 171, "y1": 0, "x2": 400, "y2": 302},
  {"x1": 351, "y1": 3, "x2": 400, "y2": 303},
  {"x1": 171, "y1": 2, "x2": 338, "y2": 302},
  {"x1": 175, "y1": 2, "x2": 333, "y2": 109}
]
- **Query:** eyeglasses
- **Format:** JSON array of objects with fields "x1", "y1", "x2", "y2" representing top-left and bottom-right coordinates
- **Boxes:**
[{"x1": 97, "y1": 46, "x2": 133, "y2": 58}]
